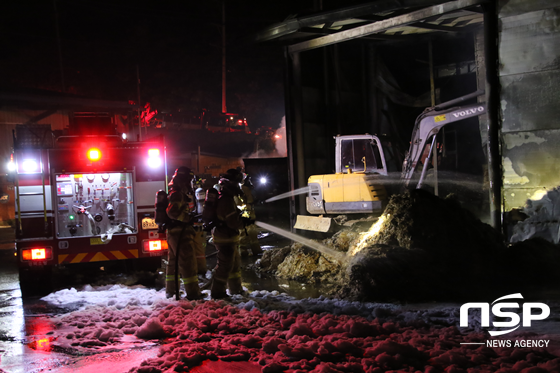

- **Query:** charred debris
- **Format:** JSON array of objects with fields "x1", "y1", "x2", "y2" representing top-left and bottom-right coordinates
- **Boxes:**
[{"x1": 254, "y1": 190, "x2": 560, "y2": 302}]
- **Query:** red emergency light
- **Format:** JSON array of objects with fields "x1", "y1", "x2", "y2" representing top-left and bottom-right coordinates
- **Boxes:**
[
  {"x1": 21, "y1": 247, "x2": 52, "y2": 261},
  {"x1": 143, "y1": 239, "x2": 168, "y2": 252},
  {"x1": 147, "y1": 148, "x2": 162, "y2": 168},
  {"x1": 86, "y1": 148, "x2": 102, "y2": 162}
]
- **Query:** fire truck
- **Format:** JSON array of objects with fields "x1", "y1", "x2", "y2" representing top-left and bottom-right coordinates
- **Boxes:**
[{"x1": 12, "y1": 122, "x2": 169, "y2": 294}]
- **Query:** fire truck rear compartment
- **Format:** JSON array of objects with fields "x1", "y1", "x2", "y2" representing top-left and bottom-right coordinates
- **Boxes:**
[
  {"x1": 12, "y1": 127, "x2": 169, "y2": 296},
  {"x1": 55, "y1": 172, "x2": 135, "y2": 238}
]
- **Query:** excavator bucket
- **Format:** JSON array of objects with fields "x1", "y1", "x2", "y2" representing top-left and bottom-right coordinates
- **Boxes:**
[{"x1": 294, "y1": 215, "x2": 333, "y2": 232}]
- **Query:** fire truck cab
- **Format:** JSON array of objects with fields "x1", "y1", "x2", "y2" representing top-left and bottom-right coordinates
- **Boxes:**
[{"x1": 12, "y1": 123, "x2": 169, "y2": 294}]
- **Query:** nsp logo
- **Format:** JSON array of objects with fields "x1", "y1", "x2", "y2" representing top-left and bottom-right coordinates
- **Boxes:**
[{"x1": 460, "y1": 293, "x2": 550, "y2": 336}]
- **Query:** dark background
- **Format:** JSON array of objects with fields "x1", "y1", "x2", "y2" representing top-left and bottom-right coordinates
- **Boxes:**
[{"x1": 1, "y1": 0, "x2": 368, "y2": 132}]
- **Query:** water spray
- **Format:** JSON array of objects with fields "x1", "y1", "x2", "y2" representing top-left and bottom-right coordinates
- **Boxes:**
[
  {"x1": 263, "y1": 170, "x2": 484, "y2": 206},
  {"x1": 255, "y1": 221, "x2": 346, "y2": 263},
  {"x1": 265, "y1": 186, "x2": 310, "y2": 203}
]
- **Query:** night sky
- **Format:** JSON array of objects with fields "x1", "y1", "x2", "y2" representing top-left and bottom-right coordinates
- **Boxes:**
[{"x1": 1, "y1": 0, "x2": 364, "y2": 130}]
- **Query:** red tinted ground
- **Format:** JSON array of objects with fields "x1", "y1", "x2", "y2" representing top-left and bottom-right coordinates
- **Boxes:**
[{"x1": 129, "y1": 300, "x2": 560, "y2": 373}]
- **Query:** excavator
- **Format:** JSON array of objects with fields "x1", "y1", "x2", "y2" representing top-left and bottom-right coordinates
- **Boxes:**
[{"x1": 294, "y1": 90, "x2": 487, "y2": 232}]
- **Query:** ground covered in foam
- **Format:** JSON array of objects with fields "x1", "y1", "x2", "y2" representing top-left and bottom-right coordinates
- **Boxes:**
[
  {"x1": 131, "y1": 300, "x2": 560, "y2": 373},
  {"x1": 37, "y1": 285, "x2": 560, "y2": 373}
]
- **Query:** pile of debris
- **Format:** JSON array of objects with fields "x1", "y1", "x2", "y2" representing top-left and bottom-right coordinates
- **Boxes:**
[
  {"x1": 257, "y1": 229, "x2": 358, "y2": 281},
  {"x1": 510, "y1": 186, "x2": 560, "y2": 244},
  {"x1": 256, "y1": 189, "x2": 560, "y2": 301}
]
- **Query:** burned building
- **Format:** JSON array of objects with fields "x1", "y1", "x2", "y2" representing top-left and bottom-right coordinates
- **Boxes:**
[{"x1": 253, "y1": 0, "x2": 560, "y2": 243}]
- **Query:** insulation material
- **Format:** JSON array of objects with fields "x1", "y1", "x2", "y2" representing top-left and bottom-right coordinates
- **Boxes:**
[
  {"x1": 264, "y1": 190, "x2": 508, "y2": 301},
  {"x1": 258, "y1": 246, "x2": 292, "y2": 273},
  {"x1": 265, "y1": 190, "x2": 560, "y2": 301},
  {"x1": 338, "y1": 190, "x2": 506, "y2": 301},
  {"x1": 259, "y1": 229, "x2": 359, "y2": 276},
  {"x1": 511, "y1": 187, "x2": 560, "y2": 243},
  {"x1": 276, "y1": 243, "x2": 342, "y2": 283}
]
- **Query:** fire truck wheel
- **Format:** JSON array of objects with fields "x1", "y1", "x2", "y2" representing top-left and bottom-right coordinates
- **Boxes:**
[{"x1": 18, "y1": 266, "x2": 53, "y2": 298}]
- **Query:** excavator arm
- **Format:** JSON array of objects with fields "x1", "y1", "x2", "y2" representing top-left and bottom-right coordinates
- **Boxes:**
[{"x1": 401, "y1": 90, "x2": 486, "y2": 188}]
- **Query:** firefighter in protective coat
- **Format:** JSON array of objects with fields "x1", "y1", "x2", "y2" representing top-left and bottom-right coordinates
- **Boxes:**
[
  {"x1": 210, "y1": 169, "x2": 244, "y2": 298},
  {"x1": 165, "y1": 167, "x2": 203, "y2": 300},
  {"x1": 194, "y1": 187, "x2": 208, "y2": 275},
  {"x1": 238, "y1": 176, "x2": 262, "y2": 256}
]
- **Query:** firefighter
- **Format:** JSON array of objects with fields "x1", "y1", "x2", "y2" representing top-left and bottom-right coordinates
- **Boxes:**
[
  {"x1": 165, "y1": 167, "x2": 203, "y2": 300},
  {"x1": 194, "y1": 186, "x2": 208, "y2": 276},
  {"x1": 210, "y1": 168, "x2": 244, "y2": 298},
  {"x1": 238, "y1": 175, "x2": 262, "y2": 256}
]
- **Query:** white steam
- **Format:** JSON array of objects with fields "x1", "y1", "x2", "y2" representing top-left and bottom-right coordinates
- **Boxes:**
[{"x1": 275, "y1": 116, "x2": 287, "y2": 157}]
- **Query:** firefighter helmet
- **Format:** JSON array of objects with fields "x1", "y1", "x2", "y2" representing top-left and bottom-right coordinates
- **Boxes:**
[
  {"x1": 169, "y1": 166, "x2": 193, "y2": 187},
  {"x1": 224, "y1": 168, "x2": 243, "y2": 184}
]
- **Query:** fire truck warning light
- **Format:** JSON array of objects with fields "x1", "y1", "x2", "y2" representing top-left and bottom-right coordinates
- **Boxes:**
[{"x1": 87, "y1": 148, "x2": 102, "y2": 162}]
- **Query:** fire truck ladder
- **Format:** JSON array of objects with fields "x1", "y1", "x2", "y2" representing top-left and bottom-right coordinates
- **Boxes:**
[{"x1": 15, "y1": 151, "x2": 49, "y2": 237}]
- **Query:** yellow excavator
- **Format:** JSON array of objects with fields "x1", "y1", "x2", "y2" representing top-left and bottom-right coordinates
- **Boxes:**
[{"x1": 294, "y1": 91, "x2": 487, "y2": 232}]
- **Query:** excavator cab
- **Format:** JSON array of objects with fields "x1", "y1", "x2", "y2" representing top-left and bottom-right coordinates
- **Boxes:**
[
  {"x1": 294, "y1": 134, "x2": 388, "y2": 232},
  {"x1": 336, "y1": 135, "x2": 388, "y2": 175}
]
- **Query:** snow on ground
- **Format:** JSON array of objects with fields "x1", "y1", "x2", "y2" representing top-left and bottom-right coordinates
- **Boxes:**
[{"x1": 33, "y1": 284, "x2": 560, "y2": 373}]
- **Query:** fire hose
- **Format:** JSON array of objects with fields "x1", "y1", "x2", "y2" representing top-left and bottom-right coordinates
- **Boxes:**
[
  {"x1": 84, "y1": 211, "x2": 97, "y2": 235},
  {"x1": 100, "y1": 223, "x2": 135, "y2": 243}
]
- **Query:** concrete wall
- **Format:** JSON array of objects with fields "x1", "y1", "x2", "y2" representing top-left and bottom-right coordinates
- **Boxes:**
[{"x1": 498, "y1": 0, "x2": 560, "y2": 209}]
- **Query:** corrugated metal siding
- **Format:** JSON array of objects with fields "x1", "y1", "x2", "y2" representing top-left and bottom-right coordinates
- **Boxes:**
[
  {"x1": 500, "y1": 70, "x2": 560, "y2": 132},
  {"x1": 499, "y1": 8, "x2": 560, "y2": 76},
  {"x1": 499, "y1": 0, "x2": 560, "y2": 18},
  {"x1": 498, "y1": 0, "x2": 560, "y2": 211}
]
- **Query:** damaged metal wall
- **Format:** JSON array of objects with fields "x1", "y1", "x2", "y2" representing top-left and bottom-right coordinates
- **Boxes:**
[{"x1": 498, "y1": 0, "x2": 560, "y2": 210}]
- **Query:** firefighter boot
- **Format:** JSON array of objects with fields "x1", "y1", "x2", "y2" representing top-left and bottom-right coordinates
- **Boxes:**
[
  {"x1": 165, "y1": 276, "x2": 176, "y2": 298},
  {"x1": 250, "y1": 243, "x2": 263, "y2": 256},
  {"x1": 227, "y1": 276, "x2": 244, "y2": 296},
  {"x1": 184, "y1": 281, "x2": 204, "y2": 300},
  {"x1": 211, "y1": 278, "x2": 229, "y2": 299}
]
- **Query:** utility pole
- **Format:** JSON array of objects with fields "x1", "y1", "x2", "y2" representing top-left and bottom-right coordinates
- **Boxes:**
[
  {"x1": 221, "y1": 1, "x2": 227, "y2": 114},
  {"x1": 137, "y1": 65, "x2": 142, "y2": 141},
  {"x1": 53, "y1": 0, "x2": 65, "y2": 92}
]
